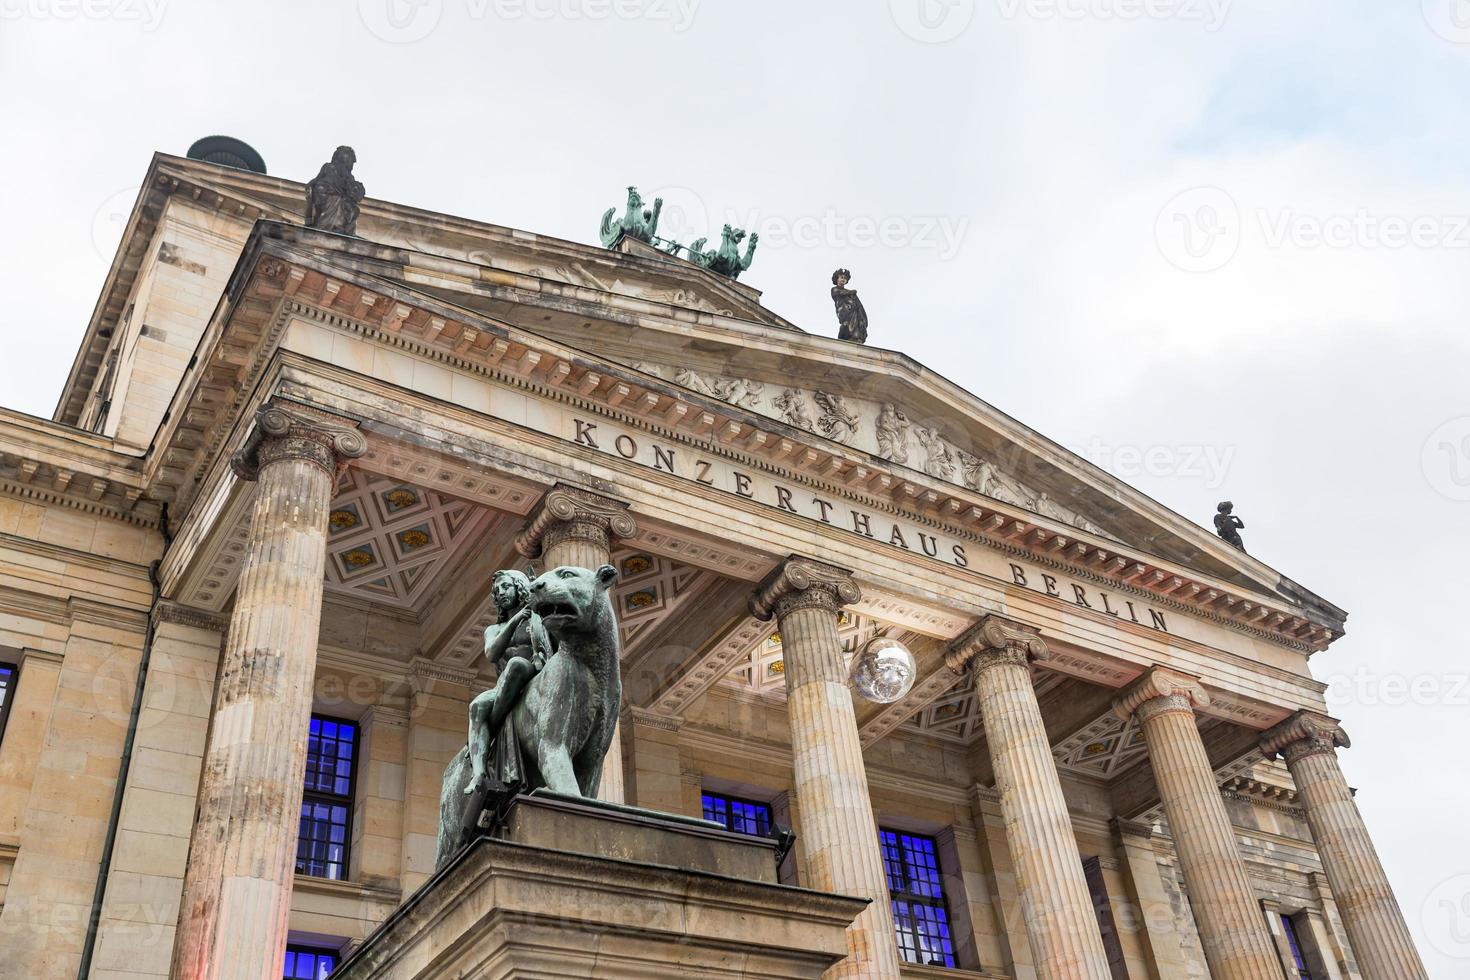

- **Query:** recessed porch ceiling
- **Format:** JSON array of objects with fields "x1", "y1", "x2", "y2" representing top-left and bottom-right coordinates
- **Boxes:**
[{"x1": 324, "y1": 469, "x2": 499, "y2": 611}]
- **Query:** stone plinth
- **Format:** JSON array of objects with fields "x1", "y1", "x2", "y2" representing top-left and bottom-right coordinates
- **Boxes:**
[{"x1": 335, "y1": 792, "x2": 868, "y2": 980}]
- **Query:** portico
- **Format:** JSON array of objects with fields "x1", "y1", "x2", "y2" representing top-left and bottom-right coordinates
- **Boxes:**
[{"x1": 0, "y1": 152, "x2": 1427, "y2": 979}]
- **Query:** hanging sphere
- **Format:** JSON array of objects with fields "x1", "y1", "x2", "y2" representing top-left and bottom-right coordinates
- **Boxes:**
[{"x1": 850, "y1": 636, "x2": 917, "y2": 704}]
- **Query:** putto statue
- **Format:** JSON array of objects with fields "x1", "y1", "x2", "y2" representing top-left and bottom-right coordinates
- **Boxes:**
[
  {"x1": 600, "y1": 186, "x2": 663, "y2": 247},
  {"x1": 1214, "y1": 501, "x2": 1246, "y2": 551},
  {"x1": 831, "y1": 269, "x2": 869, "y2": 343},
  {"x1": 305, "y1": 146, "x2": 365, "y2": 236},
  {"x1": 685, "y1": 224, "x2": 760, "y2": 280},
  {"x1": 436, "y1": 564, "x2": 622, "y2": 867}
]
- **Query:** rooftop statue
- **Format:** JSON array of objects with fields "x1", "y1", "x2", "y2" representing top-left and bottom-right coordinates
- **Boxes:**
[
  {"x1": 685, "y1": 224, "x2": 759, "y2": 280},
  {"x1": 831, "y1": 269, "x2": 869, "y2": 343},
  {"x1": 305, "y1": 145, "x2": 365, "y2": 236},
  {"x1": 1214, "y1": 500, "x2": 1246, "y2": 551},
  {"x1": 436, "y1": 564, "x2": 622, "y2": 867},
  {"x1": 600, "y1": 186, "x2": 663, "y2": 247}
]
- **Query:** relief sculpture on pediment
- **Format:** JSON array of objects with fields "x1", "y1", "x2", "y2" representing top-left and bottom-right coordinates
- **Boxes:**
[
  {"x1": 773, "y1": 388, "x2": 815, "y2": 432},
  {"x1": 915, "y1": 426, "x2": 955, "y2": 480},
  {"x1": 875, "y1": 403, "x2": 910, "y2": 463},
  {"x1": 813, "y1": 391, "x2": 861, "y2": 445}
]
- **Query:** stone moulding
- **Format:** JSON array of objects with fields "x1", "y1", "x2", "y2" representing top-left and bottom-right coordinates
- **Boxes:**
[
  {"x1": 513, "y1": 483, "x2": 638, "y2": 560},
  {"x1": 1112, "y1": 666, "x2": 1210, "y2": 722},
  {"x1": 150, "y1": 247, "x2": 1337, "y2": 655},
  {"x1": 748, "y1": 556, "x2": 861, "y2": 622},
  {"x1": 1259, "y1": 709, "x2": 1350, "y2": 761},
  {"x1": 229, "y1": 401, "x2": 368, "y2": 481},
  {"x1": 943, "y1": 614, "x2": 1050, "y2": 675}
]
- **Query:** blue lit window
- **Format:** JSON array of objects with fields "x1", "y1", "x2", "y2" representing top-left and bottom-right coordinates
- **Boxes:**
[
  {"x1": 0, "y1": 662, "x2": 16, "y2": 743},
  {"x1": 702, "y1": 791, "x2": 772, "y2": 837},
  {"x1": 297, "y1": 716, "x2": 357, "y2": 880},
  {"x1": 1281, "y1": 914, "x2": 1315, "y2": 979},
  {"x1": 283, "y1": 944, "x2": 338, "y2": 979},
  {"x1": 880, "y1": 829, "x2": 955, "y2": 968}
]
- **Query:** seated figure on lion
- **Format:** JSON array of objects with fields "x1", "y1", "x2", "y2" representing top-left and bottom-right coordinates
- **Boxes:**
[{"x1": 465, "y1": 569, "x2": 552, "y2": 795}]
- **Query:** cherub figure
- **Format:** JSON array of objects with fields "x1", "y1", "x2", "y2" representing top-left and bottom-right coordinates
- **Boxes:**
[
  {"x1": 465, "y1": 569, "x2": 553, "y2": 794},
  {"x1": 1214, "y1": 500, "x2": 1246, "y2": 551}
]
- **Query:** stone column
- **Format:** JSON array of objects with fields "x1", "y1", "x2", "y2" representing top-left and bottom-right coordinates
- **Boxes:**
[
  {"x1": 750, "y1": 557, "x2": 903, "y2": 979},
  {"x1": 1260, "y1": 711, "x2": 1427, "y2": 980},
  {"x1": 171, "y1": 403, "x2": 364, "y2": 980},
  {"x1": 945, "y1": 616, "x2": 1112, "y2": 980},
  {"x1": 1111, "y1": 668, "x2": 1280, "y2": 979},
  {"x1": 1111, "y1": 818, "x2": 1193, "y2": 980},
  {"x1": 516, "y1": 483, "x2": 637, "y2": 803}
]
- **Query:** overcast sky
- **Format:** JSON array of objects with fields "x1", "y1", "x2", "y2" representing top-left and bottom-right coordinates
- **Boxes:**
[{"x1": 3, "y1": 0, "x2": 1468, "y2": 969}]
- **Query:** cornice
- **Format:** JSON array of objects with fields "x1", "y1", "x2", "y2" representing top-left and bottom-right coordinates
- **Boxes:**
[{"x1": 148, "y1": 244, "x2": 1337, "y2": 660}]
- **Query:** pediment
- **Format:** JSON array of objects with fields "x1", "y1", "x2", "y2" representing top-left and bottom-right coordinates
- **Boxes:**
[{"x1": 626, "y1": 360, "x2": 1112, "y2": 540}]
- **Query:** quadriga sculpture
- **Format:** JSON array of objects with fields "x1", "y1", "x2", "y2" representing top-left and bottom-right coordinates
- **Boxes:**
[{"x1": 436, "y1": 564, "x2": 622, "y2": 867}]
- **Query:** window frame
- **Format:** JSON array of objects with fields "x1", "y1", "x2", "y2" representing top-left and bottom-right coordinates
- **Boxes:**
[
  {"x1": 283, "y1": 942, "x2": 340, "y2": 979},
  {"x1": 879, "y1": 828, "x2": 957, "y2": 969},
  {"x1": 0, "y1": 659, "x2": 19, "y2": 745},
  {"x1": 296, "y1": 714, "x2": 359, "y2": 882},
  {"x1": 1280, "y1": 913, "x2": 1315, "y2": 980},
  {"x1": 701, "y1": 790, "x2": 773, "y2": 838}
]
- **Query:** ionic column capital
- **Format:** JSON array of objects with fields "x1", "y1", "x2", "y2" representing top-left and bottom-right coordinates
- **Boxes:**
[
  {"x1": 514, "y1": 483, "x2": 637, "y2": 559},
  {"x1": 1112, "y1": 666, "x2": 1209, "y2": 723},
  {"x1": 944, "y1": 614, "x2": 1050, "y2": 675},
  {"x1": 1260, "y1": 710, "x2": 1350, "y2": 764},
  {"x1": 229, "y1": 401, "x2": 366, "y2": 481},
  {"x1": 748, "y1": 556, "x2": 860, "y2": 622}
]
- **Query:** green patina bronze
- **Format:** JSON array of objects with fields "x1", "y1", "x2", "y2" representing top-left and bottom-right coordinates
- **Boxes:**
[
  {"x1": 599, "y1": 186, "x2": 663, "y2": 247},
  {"x1": 682, "y1": 224, "x2": 760, "y2": 280},
  {"x1": 435, "y1": 564, "x2": 623, "y2": 868}
]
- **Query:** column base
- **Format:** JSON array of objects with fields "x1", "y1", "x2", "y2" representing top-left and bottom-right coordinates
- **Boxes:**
[{"x1": 336, "y1": 792, "x2": 868, "y2": 979}]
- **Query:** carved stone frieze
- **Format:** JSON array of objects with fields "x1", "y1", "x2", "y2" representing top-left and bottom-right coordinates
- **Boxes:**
[
  {"x1": 812, "y1": 392, "x2": 860, "y2": 445},
  {"x1": 772, "y1": 388, "x2": 814, "y2": 432},
  {"x1": 229, "y1": 402, "x2": 366, "y2": 482},
  {"x1": 915, "y1": 426, "x2": 955, "y2": 481},
  {"x1": 875, "y1": 404, "x2": 910, "y2": 464},
  {"x1": 749, "y1": 556, "x2": 861, "y2": 622}
]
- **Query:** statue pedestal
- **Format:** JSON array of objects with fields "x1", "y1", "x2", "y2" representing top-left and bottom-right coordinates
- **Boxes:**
[{"x1": 335, "y1": 791, "x2": 869, "y2": 979}]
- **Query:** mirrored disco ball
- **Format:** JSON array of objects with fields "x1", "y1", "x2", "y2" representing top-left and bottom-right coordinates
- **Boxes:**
[{"x1": 850, "y1": 636, "x2": 917, "y2": 704}]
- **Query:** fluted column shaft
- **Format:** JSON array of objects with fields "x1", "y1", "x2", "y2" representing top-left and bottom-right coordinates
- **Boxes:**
[
  {"x1": 516, "y1": 484, "x2": 637, "y2": 803},
  {"x1": 752, "y1": 558, "x2": 903, "y2": 979},
  {"x1": 172, "y1": 404, "x2": 364, "y2": 980},
  {"x1": 1113, "y1": 669, "x2": 1279, "y2": 979},
  {"x1": 947, "y1": 617, "x2": 1112, "y2": 980},
  {"x1": 1262, "y1": 712, "x2": 1427, "y2": 979}
]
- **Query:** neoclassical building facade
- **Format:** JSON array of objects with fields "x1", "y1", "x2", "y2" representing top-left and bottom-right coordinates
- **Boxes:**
[{"x1": 0, "y1": 150, "x2": 1426, "y2": 979}]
